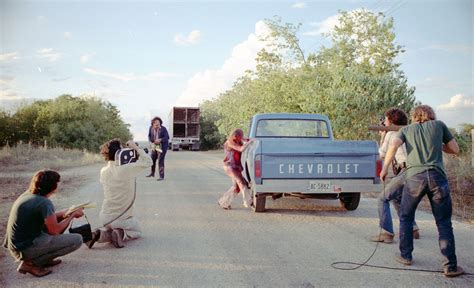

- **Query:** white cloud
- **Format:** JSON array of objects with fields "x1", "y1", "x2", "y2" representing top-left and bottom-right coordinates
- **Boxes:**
[
  {"x1": 83, "y1": 68, "x2": 180, "y2": 82},
  {"x1": 175, "y1": 21, "x2": 272, "y2": 106},
  {"x1": 80, "y1": 53, "x2": 95, "y2": 63},
  {"x1": 174, "y1": 30, "x2": 202, "y2": 46},
  {"x1": 0, "y1": 76, "x2": 23, "y2": 100},
  {"x1": 303, "y1": 14, "x2": 340, "y2": 36},
  {"x1": 0, "y1": 52, "x2": 20, "y2": 62},
  {"x1": 64, "y1": 32, "x2": 72, "y2": 39},
  {"x1": 37, "y1": 48, "x2": 62, "y2": 62},
  {"x1": 437, "y1": 94, "x2": 474, "y2": 111},
  {"x1": 292, "y1": 2, "x2": 306, "y2": 9},
  {"x1": 303, "y1": 9, "x2": 369, "y2": 36}
]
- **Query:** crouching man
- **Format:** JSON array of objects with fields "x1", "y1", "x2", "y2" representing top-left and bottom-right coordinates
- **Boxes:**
[
  {"x1": 88, "y1": 139, "x2": 152, "y2": 249},
  {"x1": 4, "y1": 170, "x2": 84, "y2": 277}
]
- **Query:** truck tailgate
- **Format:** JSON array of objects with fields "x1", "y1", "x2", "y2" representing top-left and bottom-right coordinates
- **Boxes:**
[{"x1": 260, "y1": 138, "x2": 378, "y2": 179}]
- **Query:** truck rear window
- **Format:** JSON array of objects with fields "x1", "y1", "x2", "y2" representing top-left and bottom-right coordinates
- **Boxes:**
[{"x1": 256, "y1": 119, "x2": 330, "y2": 138}]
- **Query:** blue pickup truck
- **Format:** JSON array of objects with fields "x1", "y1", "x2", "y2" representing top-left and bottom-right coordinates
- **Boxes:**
[{"x1": 242, "y1": 113, "x2": 382, "y2": 212}]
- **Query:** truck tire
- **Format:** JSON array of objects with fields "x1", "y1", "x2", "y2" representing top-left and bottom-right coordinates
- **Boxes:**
[
  {"x1": 253, "y1": 194, "x2": 266, "y2": 213},
  {"x1": 339, "y1": 193, "x2": 361, "y2": 211}
]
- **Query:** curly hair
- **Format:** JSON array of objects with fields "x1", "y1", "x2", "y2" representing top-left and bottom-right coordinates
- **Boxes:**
[
  {"x1": 29, "y1": 170, "x2": 61, "y2": 196},
  {"x1": 151, "y1": 116, "x2": 163, "y2": 125},
  {"x1": 385, "y1": 107, "x2": 408, "y2": 126},
  {"x1": 411, "y1": 105, "x2": 436, "y2": 123},
  {"x1": 100, "y1": 138, "x2": 122, "y2": 161}
]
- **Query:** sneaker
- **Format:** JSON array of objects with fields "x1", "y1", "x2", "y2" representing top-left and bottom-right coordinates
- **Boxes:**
[
  {"x1": 370, "y1": 232, "x2": 394, "y2": 243},
  {"x1": 146, "y1": 174, "x2": 155, "y2": 178},
  {"x1": 413, "y1": 229, "x2": 420, "y2": 239},
  {"x1": 444, "y1": 266, "x2": 464, "y2": 278},
  {"x1": 394, "y1": 254, "x2": 412, "y2": 265},
  {"x1": 111, "y1": 229, "x2": 125, "y2": 248}
]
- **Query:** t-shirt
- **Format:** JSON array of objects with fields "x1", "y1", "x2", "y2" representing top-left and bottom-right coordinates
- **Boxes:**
[
  {"x1": 397, "y1": 120, "x2": 454, "y2": 178},
  {"x1": 379, "y1": 131, "x2": 407, "y2": 164},
  {"x1": 5, "y1": 191, "x2": 55, "y2": 251}
]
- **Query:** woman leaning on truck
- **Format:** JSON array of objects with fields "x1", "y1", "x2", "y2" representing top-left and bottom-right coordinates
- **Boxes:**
[{"x1": 218, "y1": 129, "x2": 253, "y2": 209}]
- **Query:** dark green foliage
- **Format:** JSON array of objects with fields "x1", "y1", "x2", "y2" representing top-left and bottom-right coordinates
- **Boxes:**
[{"x1": 1, "y1": 95, "x2": 132, "y2": 152}]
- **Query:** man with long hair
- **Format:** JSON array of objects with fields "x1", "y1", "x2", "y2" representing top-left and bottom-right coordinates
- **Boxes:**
[
  {"x1": 381, "y1": 105, "x2": 463, "y2": 277},
  {"x1": 147, "y1": 116, "x2": 170, "y2": 180},
  {"x1": 4, "y1": 170, "x2": 84, "y2": 277},
  {"x1": 371, "y1": 107, "x2": 420, "y2": 243}
]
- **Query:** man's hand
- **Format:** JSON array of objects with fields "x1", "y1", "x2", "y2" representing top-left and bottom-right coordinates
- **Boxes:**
[
  {"x1": 72, "y1": 208, "x2": 84, "y2": 218},
  {"x1": 380, "y1": 166, "x2": 388, "y2": 182},
  {"x1": 154, "y1": 139, "x2": 162, "y2": 144}
]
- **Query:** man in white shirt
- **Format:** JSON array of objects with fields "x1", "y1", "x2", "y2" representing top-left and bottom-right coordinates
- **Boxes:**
[
  {"x1": 371, "y1": 108, "x2": 420, "y2": 243},
  {"x1": 89, "y1": 139, "x2": 152, "y2": 248}
]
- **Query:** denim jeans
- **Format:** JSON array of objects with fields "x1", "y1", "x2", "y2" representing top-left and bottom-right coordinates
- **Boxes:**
[
  {"x1": 17, "y1": 232, "x2": 82, "y2": 266},
  {"x1": 378, "y1": 170, "x2": 418, "y2": 234},
  {"x1": 399, "y1": 169, "x2": 457, "y2": 269},
  {"x1": 150, "y1": 149, "x2": 167, "y2": 178}
]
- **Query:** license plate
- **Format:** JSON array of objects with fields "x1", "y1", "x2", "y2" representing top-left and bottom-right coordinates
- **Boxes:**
[{"x1": 309, "y1": 181, "x2": 332, "y2": 192}]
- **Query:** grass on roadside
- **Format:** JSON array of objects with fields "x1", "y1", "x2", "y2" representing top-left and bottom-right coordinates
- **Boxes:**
[
  {"x1": 445, "y1": 153, "x2": 474, "y2": 223},
  {"x1": 0, "y1": 143, "x2": 102, "y2": 173}
]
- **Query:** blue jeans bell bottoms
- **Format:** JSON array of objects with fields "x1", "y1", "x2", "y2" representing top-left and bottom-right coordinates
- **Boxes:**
[
  {"x1": 378, "y1": 170, "x2": 418, "y2": 234},
  {"x1": 399, "y1": 169, "x2": 457, "y2": 269}
]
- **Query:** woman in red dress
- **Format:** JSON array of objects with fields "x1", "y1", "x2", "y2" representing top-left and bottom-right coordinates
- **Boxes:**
[{"x1": 218, "y1": 129, "x2": 253, "y2": 209}]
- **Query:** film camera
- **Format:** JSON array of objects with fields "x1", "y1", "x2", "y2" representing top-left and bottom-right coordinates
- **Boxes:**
[{"x1": 115, "y1": 142, "x2": 140, "y2": 166}]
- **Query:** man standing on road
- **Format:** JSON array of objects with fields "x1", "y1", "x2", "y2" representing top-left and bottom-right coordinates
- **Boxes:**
[
  {"x1": 88, "y1": 139, "x2": 152, "y2": 249},
  {"x1": 371, "y1": 107, "x2": 420, "y2": 243},
  {"x1": 380, "y1": 105, "x2": 464, "y2": 277},
  {"x1": 147, "y1": 116, "x2": 169, "y2": 181}
]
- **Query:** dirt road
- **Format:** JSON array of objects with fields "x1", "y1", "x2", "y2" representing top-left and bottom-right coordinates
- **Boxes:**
[{"x1": 1, "y1": 151, "x2": 473, "y2": 287}]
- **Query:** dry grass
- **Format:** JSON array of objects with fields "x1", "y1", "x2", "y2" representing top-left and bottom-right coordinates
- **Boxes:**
[
  {"x1": 0, "y1": 143, "x2": 102, "y2": 172},
  {"x1": 445, "y1": 154, "x2": 474, "y2": 223}
]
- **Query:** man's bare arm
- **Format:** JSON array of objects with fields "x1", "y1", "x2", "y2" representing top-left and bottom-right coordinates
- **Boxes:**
[{"x1": 443, "y1": 139, "x2": 459, "y2": 155}]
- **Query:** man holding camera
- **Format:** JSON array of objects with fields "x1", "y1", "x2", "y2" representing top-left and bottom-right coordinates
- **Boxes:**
[{"x1": 88, "y1": 139, "x2": 152, "y2": 249}]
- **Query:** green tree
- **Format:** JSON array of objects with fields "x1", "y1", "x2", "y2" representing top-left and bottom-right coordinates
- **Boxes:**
[
  {"x1": 0, "y1": 110, "x2": 14, "y2": 145},
  {"x1": 199, "y1": 100, "x2": 226, "y2": 150},
  {"x1": 209, "y1": 10, "x2": 415, "y2": 142},
  {"x1": 3, "y1": 95, "x2": 132, "y2": 152}
]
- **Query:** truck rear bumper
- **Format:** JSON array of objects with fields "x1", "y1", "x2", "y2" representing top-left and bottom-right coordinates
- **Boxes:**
[{"x1": 254, "y1": 179, "x2": 382, "y2": 193}]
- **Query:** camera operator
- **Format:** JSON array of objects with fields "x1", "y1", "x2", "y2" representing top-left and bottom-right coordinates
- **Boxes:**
[{"x1": 88, "y1": 139, "x2": 152, "y2": 249}]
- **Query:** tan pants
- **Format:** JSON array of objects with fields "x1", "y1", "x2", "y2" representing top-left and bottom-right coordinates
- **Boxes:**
[
  {"x1": 98, "y1": 216, "x2": 142, "y2": 243},
  {"x1": 218, "y1": 165, "x2": 253, "y2": 208}
]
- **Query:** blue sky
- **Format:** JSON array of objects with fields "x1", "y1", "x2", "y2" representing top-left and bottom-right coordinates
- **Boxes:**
[{"x1": 1, "y1": 0, "x2": 472, "y2": 140}]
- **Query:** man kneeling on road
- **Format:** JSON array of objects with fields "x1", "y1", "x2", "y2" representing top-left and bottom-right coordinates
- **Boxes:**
[
  {"x1": 88, "y1": 139, "x2": 152, "y2": 249},
  {"x1": 380, "y1": 105, "x2": 464, "y2": 278}
]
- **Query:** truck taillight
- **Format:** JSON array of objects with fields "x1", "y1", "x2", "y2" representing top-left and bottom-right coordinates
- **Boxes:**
[
  {"x1": 255, "y1": 155, "x2": 261, "y2": 178},
  {"x1": 376, "y1": 159, "x2": 383, "y2": 177}
]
